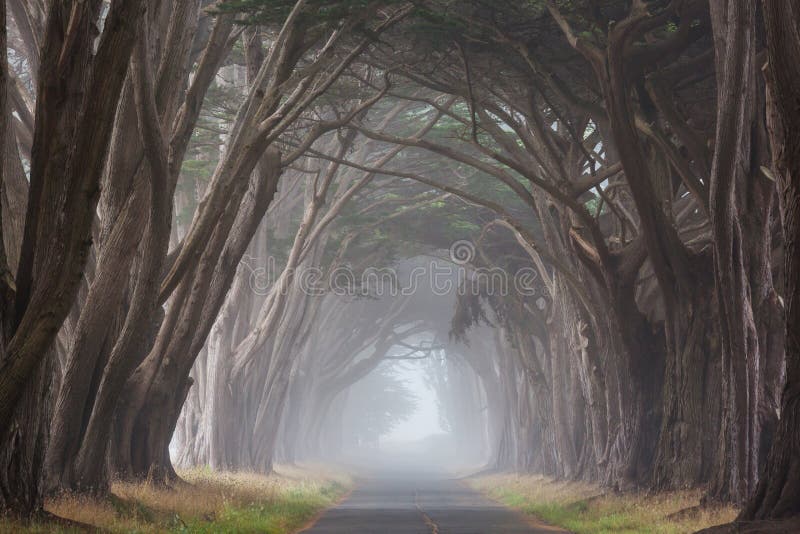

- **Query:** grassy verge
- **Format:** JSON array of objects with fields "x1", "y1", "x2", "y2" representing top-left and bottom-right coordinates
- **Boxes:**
[
  {"x1": 1, "y1": 464, "x2": 350, "y2": 534},
  {"x1": 469, "y1": 474, "x2": 738, "y2": 534}
]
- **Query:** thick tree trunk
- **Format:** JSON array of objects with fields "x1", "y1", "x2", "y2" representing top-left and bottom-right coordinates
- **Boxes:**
[
  {"x1": 0, "y1": 353, "x2": 53, "y2": 516},
  {"x1": 0, "y1": 1, "x2": 144, "y2": 514},
  {"x1": 584, "y1": 16, "x2": 721, "y2": 490},
  {"x1": 44, "y1": 0, "x2": 203, "y2": 479},
  {"x1": 64, "y1": 12, "x2": 234, "y2": 491},
  {"x1": 45, "y1": 86, "x2": 149, "y2": 490},
  {"x1": 110, "y1": 149, "x2": 280, "y2": 481},
  {"x1": 0, "y1": 92, "x2": 48, "y2": 516},
  {"x1": 512, "y1": 320, "x2": 558, "y2": 475},
  {"x1": 740, "y1": 1, "x2": 800, "y2": 519},
  {"x1": 706, "y1": 0, "x2": 783, "y2": 505},
  {"x1": 652, "y1": 274, "x2": 720, "y2": 489}
]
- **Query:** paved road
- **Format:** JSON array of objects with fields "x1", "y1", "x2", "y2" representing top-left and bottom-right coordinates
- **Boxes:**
[{"x1": 303, "y1": 472, "x2": 565, "y2": 533}]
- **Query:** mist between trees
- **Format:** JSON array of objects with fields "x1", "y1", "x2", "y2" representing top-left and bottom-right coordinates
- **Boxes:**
[
  {"x1": 240, "y1": 244, "x2": 542, "y2": 297},
  {"x1": 1, "y1": 1, "x2": 800, "y2": 531}
]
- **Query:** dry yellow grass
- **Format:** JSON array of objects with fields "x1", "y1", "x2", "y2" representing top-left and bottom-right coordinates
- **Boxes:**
[
  {"x1": 1, "y1": 464, "x2": 351, "y2": 534},
  {"x1": 469, "y1": 473, "x2": 739, "y2": 534}
]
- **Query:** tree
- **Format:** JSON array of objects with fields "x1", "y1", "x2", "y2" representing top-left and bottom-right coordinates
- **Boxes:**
[
  {"x1": 741, "y1": 0, "x2": 800, "y2": 520},
  {"x1": 0, "y1": 0, "x2": 146, "y2": 515}
]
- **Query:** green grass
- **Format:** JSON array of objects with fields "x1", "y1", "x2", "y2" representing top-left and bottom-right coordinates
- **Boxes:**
[
  {"x1": 0, "y1": 465, "x2": 350, "y2": 534},
  {"x1": 470, "y1": 474, "x2": 738, "y2": 534},
  {"x1": 178, "y1": 479, "x2": 345, "y2": 533}
]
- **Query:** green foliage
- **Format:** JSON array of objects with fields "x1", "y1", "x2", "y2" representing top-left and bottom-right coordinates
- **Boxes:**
[
  {"x1": 213, "y1": 0, "x2": 390, "y2": 26},
  {"x1": 584, "y1": 194, "x2": 603, "y2": 217},
  {"x1": 175, "y1": 77, "x2": 240, "y2": 230},
  {"x1": 403, "y1": 5, "x2": 473, "y2": 49}
]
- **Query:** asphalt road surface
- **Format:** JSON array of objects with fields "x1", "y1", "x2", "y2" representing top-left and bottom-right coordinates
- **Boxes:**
[{"x1": 303, "y1": 471, "x2": 566, "y2": 533}]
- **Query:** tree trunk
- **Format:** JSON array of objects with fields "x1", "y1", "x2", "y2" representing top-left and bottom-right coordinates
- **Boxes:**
[
  {"x1": 652, "y1": 273, "x2": 720, "y2": 489},
  {"x1": 109, "y1": 149, "x2": 280, "y2": 481},
  {"x1": 740, "y1": 1, "x2": 800, "y2": 519},
  {"x1": 45, "y1": 85, "x2": 149, "y2": 490},
  {"x1": 0, "y1": 352, "x2": 53, "y2": 516},
  {"x1": 706, "y1": 0, "x2": 783, "y2": 505},
  {"x1": 586, "y1": 17, "x2": 721, "y2": 490},
  {"x1": 0, "y1": 1, "x2": 145, "y2": 514}
]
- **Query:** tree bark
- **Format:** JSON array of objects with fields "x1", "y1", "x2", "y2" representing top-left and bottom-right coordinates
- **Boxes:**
[
  {"x1": 706, "y1": 0, "x2": 783, "y2": 505},
  {"x1": 45, "y1": 9, "x2": 235, "y2": 492},
  {"x1": 110, "y1": 149, "x2": 280, "y2": 481},
  {"x1": 740, "y1": 1, "x2": 800, "y2": 519},
  {"x1": 0, "y1": 0, "x2": 145, "y2": 514}
]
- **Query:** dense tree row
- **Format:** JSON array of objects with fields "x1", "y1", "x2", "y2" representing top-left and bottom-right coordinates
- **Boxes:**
[
  {"x1": 1, "y1": 1, "x2": 800, "y2": 530},
  {"x1": 0, "y1": 0, "x2": 410, "y2": 514}
]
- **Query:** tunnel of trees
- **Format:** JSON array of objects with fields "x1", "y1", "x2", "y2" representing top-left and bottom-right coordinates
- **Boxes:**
[{"x1": 1, "y1": 0, "x2": 800, "y2": 530}]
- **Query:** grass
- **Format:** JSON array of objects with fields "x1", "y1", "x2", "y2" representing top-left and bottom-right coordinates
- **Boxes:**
[
  {"x1": 1, "y1": 464, "x2": 350, "y2": 534},
  {"x1": 469, "y1": 474, "x2": 738, "y2": 534}
]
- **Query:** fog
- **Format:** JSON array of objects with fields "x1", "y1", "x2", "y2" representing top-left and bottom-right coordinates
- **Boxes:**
[
  {"x1": 170, "y1": 249, "x2": 507, "y2": 476},
  {"x1": 5, "y1": 3, "x2": 800, "y2": 530},
  {"x1": 335, "y1": 354, "x2": 488, "y2": 475},
  {"x1": 382, "y1": 360, "x2": 443, "y2": 444}
]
